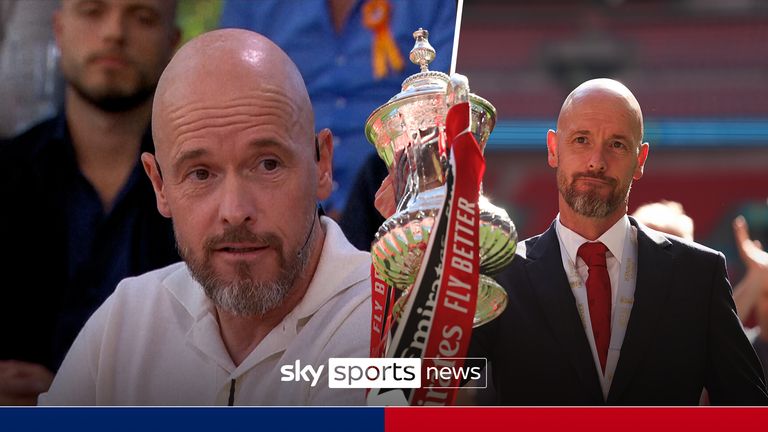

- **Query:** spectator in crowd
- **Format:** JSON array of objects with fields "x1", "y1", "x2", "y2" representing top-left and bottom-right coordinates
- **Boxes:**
[
  {"x1": 732, "y1": 215, "x2": 768, "y2": 377},
  {"x1": 0, "y1": 0, "x2": 180, "y2": 405},
  {"x1": 631, "y1": 200, "x2": 694, "y2": 241},
  {"x1": 732, "y1": 215, "x2": 768, "y2": 321}
]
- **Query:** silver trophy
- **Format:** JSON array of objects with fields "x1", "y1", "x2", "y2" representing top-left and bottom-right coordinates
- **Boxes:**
[{"x1": 366, "y1": 29, "x2": 517, "y2": 326}]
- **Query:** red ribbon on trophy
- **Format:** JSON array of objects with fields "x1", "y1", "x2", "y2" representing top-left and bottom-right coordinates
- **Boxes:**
[
  {"x1": 369, "y1": 101, "x2": 484, "y2": 406},
  {"x1": 370, "y1": 263, "x2": 395, "y2": 360}
]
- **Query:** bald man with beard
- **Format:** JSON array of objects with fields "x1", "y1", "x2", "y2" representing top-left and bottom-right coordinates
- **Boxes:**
[
  {"x1": 464, "y1": 79, "x2": 768, "y2": 405},
  {"x1": 39, "y1": 29, "x2": 371, "y2": 406}
]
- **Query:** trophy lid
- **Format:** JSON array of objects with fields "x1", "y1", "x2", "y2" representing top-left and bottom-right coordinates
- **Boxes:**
[{"x1": 388, "y1": 28, "x2": 450, "y2": 103}]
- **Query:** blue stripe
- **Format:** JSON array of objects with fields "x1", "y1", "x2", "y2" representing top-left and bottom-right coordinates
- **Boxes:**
[
  {"x1": 486, "y1": 118, "x2": 768, "y2": 150},
  {"x1": 0, "y1": 407, "x2": 384, "y2": 432}
]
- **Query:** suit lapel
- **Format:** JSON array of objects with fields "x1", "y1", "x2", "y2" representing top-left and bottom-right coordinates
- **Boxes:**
[
  {"x1": 607, "y1": 218, "x2": 674, "y2": 403},
  {"x1": 526, "y1": 222, "x2": 604, "y2": 402}
]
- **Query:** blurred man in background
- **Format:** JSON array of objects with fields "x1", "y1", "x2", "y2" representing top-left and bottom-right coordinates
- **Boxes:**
[
  {"x1": 631, "y1": 200, "x2": 694, "y2": 241},
  {"x1": 0, "y1": 0, "x2": 180, "y2": 404},
  {"x1": 732, "y1": 215, "x2": 768, "y2": 377}
]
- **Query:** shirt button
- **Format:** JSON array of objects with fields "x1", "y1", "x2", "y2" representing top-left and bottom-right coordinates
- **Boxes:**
[
  {"x1": 335, "y1": 97, "x2": 347, "y2": 108},
  {"x1": 333, "y1": 136, "x2": 342, "y2": 147},
  {"x1": 335, "y1": 55, "x2": 347, "y2": 66}
]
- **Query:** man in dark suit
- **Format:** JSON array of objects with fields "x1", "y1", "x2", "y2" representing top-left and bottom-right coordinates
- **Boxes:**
[{"x1": 468, "y1": 78, "x2": 768, "y2": 405}]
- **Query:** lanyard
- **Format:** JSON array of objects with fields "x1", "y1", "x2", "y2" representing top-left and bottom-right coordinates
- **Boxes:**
[{"x1": 559, "y1": 226, "x2": 638, "y2": 399}]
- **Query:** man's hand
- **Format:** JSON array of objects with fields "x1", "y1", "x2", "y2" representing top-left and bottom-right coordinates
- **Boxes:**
[
  {"x1": 734, "y1": 216, "x2": 768, "y2": 274},
  {"x1": 374, "y1": 174, "x2": 396, "y2": 218},
  {"x1": 731, "y1": 216, "x2": 768, "y2": 321},
  {"x1": 0, "y1": 360, "x2": 54, "y2": 405}
]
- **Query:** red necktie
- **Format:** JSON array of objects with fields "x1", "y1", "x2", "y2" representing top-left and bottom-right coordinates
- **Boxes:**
[{"x1": 577, "y1": 242, "x2": 612, "y2": 373}]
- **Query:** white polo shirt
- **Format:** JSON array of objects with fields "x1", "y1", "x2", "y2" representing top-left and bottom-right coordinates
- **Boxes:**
[{"x1": 40, "y1": 217, "x2": 371, "y2": 406}]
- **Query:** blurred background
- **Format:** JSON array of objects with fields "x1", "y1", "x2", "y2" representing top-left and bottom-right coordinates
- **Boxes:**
[
  {"x1": 457, "y1": 0, "x2": 768, "y2": 283},
  {"x1": 0, "y1": 0, "x2": 61, "y2": 137}
]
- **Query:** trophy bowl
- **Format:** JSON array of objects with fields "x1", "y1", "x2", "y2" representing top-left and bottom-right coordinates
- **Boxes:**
[{"x1": 391, "y1": 275, "x2": 509, "y2": 328}]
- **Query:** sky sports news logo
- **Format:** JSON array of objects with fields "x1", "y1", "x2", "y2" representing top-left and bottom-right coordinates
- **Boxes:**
[{"x1": 280, "y1": 357, "x2": 487, "y2": 389}]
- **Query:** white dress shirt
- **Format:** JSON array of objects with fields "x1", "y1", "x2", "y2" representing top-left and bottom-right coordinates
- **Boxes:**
[{"x1": 555, "y1": 215, "x2": 630, "y2": 312}]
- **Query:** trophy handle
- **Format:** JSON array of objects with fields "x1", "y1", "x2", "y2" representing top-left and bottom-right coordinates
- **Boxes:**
[{"x1": 447, "y1": 73, "x2": 470, "y2": 107}]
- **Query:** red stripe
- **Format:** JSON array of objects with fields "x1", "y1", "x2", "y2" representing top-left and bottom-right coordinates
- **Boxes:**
[{"x1": 385, "y1": 407, "x2": 768, "y2": 432}]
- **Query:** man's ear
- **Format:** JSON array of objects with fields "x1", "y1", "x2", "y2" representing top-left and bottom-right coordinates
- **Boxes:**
[
  {"x1": 141, "y1": 152, "x2": 171, "y2": 218},
  {"x1": 546, "y1": 129, "x2": 559, "y2": 168},
  {"x1": 634, "y1": 142, "x2": 650, "y2": 180},
  {"x1": 315, "y1": 129, "x2": 334, "y2": 201}
]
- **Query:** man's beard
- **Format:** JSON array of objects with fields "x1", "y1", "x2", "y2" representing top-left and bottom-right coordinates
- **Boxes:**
[
  {"x1": 558, "y1": 169, "x2": 631, "y2": 218},
  {"x1": 178, "y1": 219, "x2": 315, "y2": 317},
  {"x1": 62, "y1": 54, "x2": 157, "y2": 112},
  {"x1": 69, "y1": 78, "x2": 156, "y2": 112}
]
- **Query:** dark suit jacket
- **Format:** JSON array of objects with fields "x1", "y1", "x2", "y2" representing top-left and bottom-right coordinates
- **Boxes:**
[{"x1": 469, "y1": 217, "x2": 768, "y2": 405}]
